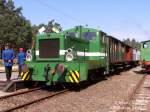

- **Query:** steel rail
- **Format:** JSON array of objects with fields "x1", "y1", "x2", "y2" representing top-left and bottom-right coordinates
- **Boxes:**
[
  {"x1": 1, "y1": 89, "x2": 69, "y2": 112},
  {"x1": 0, "y1": 86, "x2": 43, "y2": 99},
  {"x1": 122, "y1": 74, "x2": 147, "y2": 112}
]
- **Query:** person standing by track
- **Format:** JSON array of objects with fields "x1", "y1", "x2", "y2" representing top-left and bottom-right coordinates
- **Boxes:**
[
  {"x1": 17, "y1": 48, "x2": 26, "y2": 77},
  {"x1": 2, "y1": 43, "x2": 15, "y2": 82}
]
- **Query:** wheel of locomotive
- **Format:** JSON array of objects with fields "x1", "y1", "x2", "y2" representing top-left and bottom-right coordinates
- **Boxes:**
[
  {"x1": 88, "y1": 69, "x2": 100, "y2": 82},
  {"x1": 101, "y1": 71, "x2": 106, "y2": 79},
  {"x1": 88, "y1": 70, "x2": 96, "y2": 82}
]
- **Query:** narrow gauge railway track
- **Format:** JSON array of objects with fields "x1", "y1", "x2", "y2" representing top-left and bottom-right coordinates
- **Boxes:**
[
  {"x1": 0, "y1": 87, "x2": 69, "y2": 112},
  {"x1": 0, "y1": 87, "x2": 43, "y2": 99},
  {"x1": 122, "y1": 74, "x2": 147, "y2": 112},
  {"x1": 109, "y1": 74, "x2": 147, "y2": 112}
]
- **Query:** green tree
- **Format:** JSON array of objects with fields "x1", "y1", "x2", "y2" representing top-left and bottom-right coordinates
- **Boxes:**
[
  {"x1": 0, "y1": 0, "x2": 32, "y2": 49},
  {"x1": 131, "y1": 38, "x2": 136, "y2": 48},
  {"x1": 123, "y1": 38, "x2": 131, "y2": 46},
  {"x1": 123, "y1": 38, "x2": 141, "y2": 50},
  {"x1": 32, "y1": 20, "x2": 63, "y2": 36}
]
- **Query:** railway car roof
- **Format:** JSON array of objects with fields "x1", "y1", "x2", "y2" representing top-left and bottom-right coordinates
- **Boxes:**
[{"x1": 107, "y1": 35, "x2": 132, "y2": 48}]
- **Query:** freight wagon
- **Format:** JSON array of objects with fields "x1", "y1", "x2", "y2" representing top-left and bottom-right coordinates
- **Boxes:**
[
  {"x1": 20, "y1": 26, "x2": 140, "y2": 85},
  {"x1": 132, "y1": 49, "x2": 140, "y2": 65},
  {"x1": 107, "y1": 36, "x2": 140, "y2": 72}
]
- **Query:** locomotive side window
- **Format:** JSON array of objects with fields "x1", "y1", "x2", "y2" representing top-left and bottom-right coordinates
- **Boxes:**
[
  {"x1": 82, "y1": 32, "x2": 96, "y2": 40},
  {"x1": 143, "y1": 43, "x2": 148, "y2": 48}
]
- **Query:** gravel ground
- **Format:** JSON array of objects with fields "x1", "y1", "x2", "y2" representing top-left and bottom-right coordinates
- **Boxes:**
[
  {"x1": 15, "y1": 67, "x2": 143, "y2": 112},
  {"x1": 123, "y1": 75, "x2": 150, "y2": 112}
]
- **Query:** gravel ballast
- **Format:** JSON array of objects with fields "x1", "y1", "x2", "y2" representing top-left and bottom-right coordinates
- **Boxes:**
[{"x1": 15, "y1": 67, "x2": 143, "y2": 112}]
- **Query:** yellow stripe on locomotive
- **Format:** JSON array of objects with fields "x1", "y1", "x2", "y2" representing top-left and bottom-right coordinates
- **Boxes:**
[
  {"x1": 21, "y1": 71, "x2": 30, "y2": 81},
  {"x1": 68, "y1": 70, "x2": 80, "y2": 83}
]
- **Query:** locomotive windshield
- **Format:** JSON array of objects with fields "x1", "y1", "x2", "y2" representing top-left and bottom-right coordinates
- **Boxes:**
[
  {"x1": 66, "y1": 32, "x2": 81, "y2": 38},
  {"x1": 82, "y1": 32, "x2": 96, "y2": 40},
  {"x1": 143, "y1": 43, "x2": 148, "y2": 48}
]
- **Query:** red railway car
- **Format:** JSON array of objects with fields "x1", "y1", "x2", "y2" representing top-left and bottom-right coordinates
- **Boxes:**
[{"x1": 124, "y1": 46, "x2": 133, "y2": 62}]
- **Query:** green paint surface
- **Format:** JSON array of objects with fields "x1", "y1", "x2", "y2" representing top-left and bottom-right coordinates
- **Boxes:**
[{"x1": 141, "y1": 41, "x2": 150, "y2": 61}]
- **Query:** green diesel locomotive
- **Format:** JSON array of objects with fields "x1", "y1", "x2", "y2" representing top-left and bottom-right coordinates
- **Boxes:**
[{"x1": 21, "y1": 26, "x2": 108, "y2": 85}]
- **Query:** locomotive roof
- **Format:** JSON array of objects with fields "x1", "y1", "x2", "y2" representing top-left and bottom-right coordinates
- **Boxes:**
[{"x1": 64, "y1": 26, "x2": 98, "y2": 32}]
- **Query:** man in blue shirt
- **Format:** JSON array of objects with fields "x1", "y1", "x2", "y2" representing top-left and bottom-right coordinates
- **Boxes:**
[
  {"x1": 2, "y1": 43, "x2": 14, "y2": 82},
  {"x1": 18, "y1": 48, "x2": 26, "y2": 77}
]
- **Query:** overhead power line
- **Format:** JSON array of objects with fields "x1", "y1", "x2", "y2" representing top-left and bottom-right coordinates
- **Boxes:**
[{"x1": 34, "y1": 0, "x2": 83, "y2": 25}]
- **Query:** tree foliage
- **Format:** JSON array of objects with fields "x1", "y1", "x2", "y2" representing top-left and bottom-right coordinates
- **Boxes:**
[
  {"x1": 123, "y1": 38, "x2": 141, "y2": 50},
  {"x1": 0, "y1": 0, "x2": 32, "y2": 49},
  {"x1": 32, "y1": 19, "x2": 63, "y2": 36}
]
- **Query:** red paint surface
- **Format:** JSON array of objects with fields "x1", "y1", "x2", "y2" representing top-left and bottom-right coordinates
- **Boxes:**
[
  {"x1": 143, "y1": 61, "x2": 150, "y2": 66},
  {"x1": 124, "y1": 47, "x2": 133, "y2": 61}
]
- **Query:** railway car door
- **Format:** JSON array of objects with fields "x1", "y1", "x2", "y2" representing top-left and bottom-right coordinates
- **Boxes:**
[
  {"x1": 102, "y1": 34, "x2": 109, "y2": 74},
  {"x1": 105, "y1": 36, "x2": 109, "y2": 74},
  {"x1": 108, "y1": 37, "x2": 112, "y2": 72},
  {"x1": 100, "y1": 32, "x2": 109, "y2": 74}
]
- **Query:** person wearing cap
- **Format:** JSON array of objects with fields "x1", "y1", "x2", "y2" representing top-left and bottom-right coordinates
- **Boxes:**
[
  {"x1": 17, "y1": 48, "x2": 26, "y2": 77},
  {"x1": 2, "y1": 44, "x2": 15, "y2": 82}
]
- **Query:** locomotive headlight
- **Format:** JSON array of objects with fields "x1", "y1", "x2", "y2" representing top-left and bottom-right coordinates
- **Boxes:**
[
  {"x1": 26, "y1": 54, "x2": 32, "y2": 61},
  {"x1": 26, "y1": 50, "x2": 32, "y2": 61},
  {"x1": 65, "y1": 48, "x2": 74, "y2": 61},
  {"x1": 66, "y1": 53, "x2": 74, "y2": 61}
]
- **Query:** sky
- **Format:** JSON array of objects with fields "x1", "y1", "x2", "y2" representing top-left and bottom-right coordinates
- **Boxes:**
[{"x1": 14, "y1": 0, "x2": 150, "y2": 42}]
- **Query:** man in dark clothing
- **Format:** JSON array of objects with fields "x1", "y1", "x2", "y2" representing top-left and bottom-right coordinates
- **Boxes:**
[
  {"x1": 17, "y1": 48, "x2": 26, "y2": 77},
  {"x1": 2, "y1": 44, "x2": 14, "y2": 82}
]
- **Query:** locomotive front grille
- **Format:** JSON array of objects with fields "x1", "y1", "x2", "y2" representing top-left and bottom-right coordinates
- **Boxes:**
[{"x1": 39, "y1": 39, "x2": 60, "y2": 58}]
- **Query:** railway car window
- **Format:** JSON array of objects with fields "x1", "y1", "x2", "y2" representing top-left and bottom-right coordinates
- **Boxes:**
[
  {"x1": 143, "y1": 43, "x2": 148, "y2": 48},
  {"x1": 82, "y1": 32, "x2": 96, "y2": 40}
]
